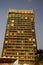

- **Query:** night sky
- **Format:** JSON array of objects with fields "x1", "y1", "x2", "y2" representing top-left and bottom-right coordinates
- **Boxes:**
[{"x1": 0, "y1": 0, "x2": 43, "y2": 56}]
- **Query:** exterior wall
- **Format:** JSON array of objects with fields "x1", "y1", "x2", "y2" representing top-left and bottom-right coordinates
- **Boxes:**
[
  {"x1": 0, "y1": 62, "x2": 43, "y2": 65},
  {"x1": 0, "y1": 63, "x2": 13, "y2": 65},
  {"x1": 2, "y1": 9, "x2": 37, "y2": 64},
  {"x1": 19, "y1": 61, "x2": 36, "y2": 65}
]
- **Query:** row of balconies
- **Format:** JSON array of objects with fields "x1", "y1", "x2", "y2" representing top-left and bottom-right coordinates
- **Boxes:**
[
  {"x1": 3, "y1": 49, "x2": 36, "y2": 55},
  {"x1": 4, "y1": 45, "x2": 36, "y2": 49},
  {"x1": 2, "y1": 55, "x2": 36, "y2": 61},
  {"x1": 4, "y1": 39, "x2": 36, "y2": 44},
  {"x1": 4, "y1": 44, "x2": 33, "y2": 46},
  {"x1": 4, "y1": 50, "x2": 35, "y2": 53},
  {"x1": 5, "y1": 34, "x2": 33, "y2": 37},
  {"x1": 7, "y1": 28, "x2": 33, "y2": 31},
  {"x1": 8, "y1": 17, "x2": 33, "y2": 21},
  {"x1": 3, "y1": 53, "x2": 36, "y2": 59},
  {"x1": 6, "y1": 49, "x2": 34, "y2": 52},
  {"x1": 7, "y1": 21, "x2": 31, "y2": 25},
  {"x1": 4, "y1": 44, "x2": 35, "y2": 48}
]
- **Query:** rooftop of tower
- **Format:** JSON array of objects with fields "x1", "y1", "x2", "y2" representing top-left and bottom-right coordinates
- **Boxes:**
[{"x1": 8, "y1": 9, "x2": 34, "y2": 14}]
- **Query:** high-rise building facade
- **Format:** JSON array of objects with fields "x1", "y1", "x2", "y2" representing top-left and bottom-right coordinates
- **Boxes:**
[{"x1": 2, "y1": 9, "x2": 37, "y2": 65}]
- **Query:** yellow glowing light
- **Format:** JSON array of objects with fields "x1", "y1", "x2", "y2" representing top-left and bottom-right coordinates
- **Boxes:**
[
  {"x1": 6, "y1": 33, "x2": 8, "y2": 36},
  {"x1": 4, "y1": 49, "x2": 6, "y2": 52},
  {"x1": 32, "y1": 29, "x2": 34, "y2": 32},
  {"x1": 25, "y1": 17, "x2": 28, "y2": 19},
  {"x1": 22, "y1": 31, "x2": 24, "y2": 33},
  {"x1": 5, "y1": 40, "x2": 8, "y2": 43},
  {"x1": 17, "y1": 30, "x2": 20, "y2": 33},
  {"x1": 14, "y1": 33, "x2": 16, "y2": 36},
  {"x1": 3, "y1": 56, "x2": 6, "y2": 58},
  {"x1": 23, "y1": 64, "x2": 27, "y2": 65},
  {"x1": 29, "y1": 38, "x2": 32, "y2": 41},
  {"x1": 17, "y1": 57, "x2": 19, "y2": 59},
  {"x1": 11, "y1": 23, "x2": 14, "y2": 26},
  {"x1": 17, "y1": 53, "x2": 18, "y2": 55},
  {"x1": 7, "y1": 56, "x2": 10, "y2": 58},
  {"x1": 3, "y1": 53, "x2": 5, "y2": 55},
  {"x1": 33, "y1": 44, "x2": 36, "y2": 47},
  {"x1": 12, "y1": 56, "x2": 14, "y2": 58},
  {"x1": 11, "y1": 20, "x2": 14, "y2": 22},
  {"x1": 33, "y1": 39, "x2": 35, "y2": 42},
  {"x1": 7, "y1": 24, "x2": 9, "y2": 27}
]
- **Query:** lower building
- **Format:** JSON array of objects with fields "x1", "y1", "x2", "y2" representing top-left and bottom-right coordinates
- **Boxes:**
[
  {"x1": 0, "y1": 57, "x2": 16, "y2": 65},
  {"x1": 0, "y1": 57, "x2": 36, "y2": 65}
]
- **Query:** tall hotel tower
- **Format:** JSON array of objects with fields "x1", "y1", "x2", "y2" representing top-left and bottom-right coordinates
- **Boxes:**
[{"x1": 2, "y1": 9, "x2": 37, "y2": 65}]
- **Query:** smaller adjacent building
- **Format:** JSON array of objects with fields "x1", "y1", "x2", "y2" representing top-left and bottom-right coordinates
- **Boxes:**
[{"x1": 0, "y1": 57, "x2": 16, "y2": 65}]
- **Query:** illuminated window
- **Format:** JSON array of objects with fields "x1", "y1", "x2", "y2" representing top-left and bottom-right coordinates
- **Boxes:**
[
  {"x1": 29, "y1": 38, "x2": 32, "y2": 41},
  {"x1": 7, "y1": 24, "x2": 9, "y2": 27},
  {"x1": 11, "y1": 23, "x2": 14, "y2": 26},
  {"x1": 6, "y1": 33, "x2": 9, "y2": 36},
  {"x1": 11, "y1": 20, "x2": 14, "y2": 23},
  {"x1": 3, "y1": 56, "x2": 6, "y2": 58},
  {"x1": 31, "y1": 17, "x2": 33, "y2": 21},
  {"x1": 17, "y1": 57, "x2": 19, "y2": 59},
  {"x1": 23, "y1": 64, "x2": 27, "y2": 65},
  {"x1": 12, "y1": 56, "x2": 14, "y2": 58},
  {"x1": 17, "y1": 30, "x2": 20, "y2": 33},
  {"x1": 14, "y1": 33, "x2": 16, "y2": 36},
  {"x1": 33, "y1": 44, "x2": 36, "y2": 47},
  {"x1": 25, "y1": 17, "x2": 28, "y2": 19},
  {"x1": 3, "y1": 53, "x2": 5, "y2": 55},
  {"x1": 33, "y1": 39, "x2": 35, "y2": 42},
  {"x1": 21, "y1": 31, "x2": 24, "y2": 33},
  {"x1": 17, "y1": 53, "x2": 18, "y2": 55},
  {"x1": 32, "y1": 29, "x2": 34, "y2": 32},
  {"x1": 6, "y1": 31, "x2": 9, "y2": 36},
  {"x1": 5, "y1": 40, "x2": 8, "y2": 43},
  {"x1": 4, "y1": 49, "x2": 6, "y2": 52},
  {"x1": 7, "y1": 56, "x2": 10, "y2": 58}
]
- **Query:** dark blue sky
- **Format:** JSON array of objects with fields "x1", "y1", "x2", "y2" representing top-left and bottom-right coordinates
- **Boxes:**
[{"x1": 0, "y1": 0, "x2": 43, "y2": 56}]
